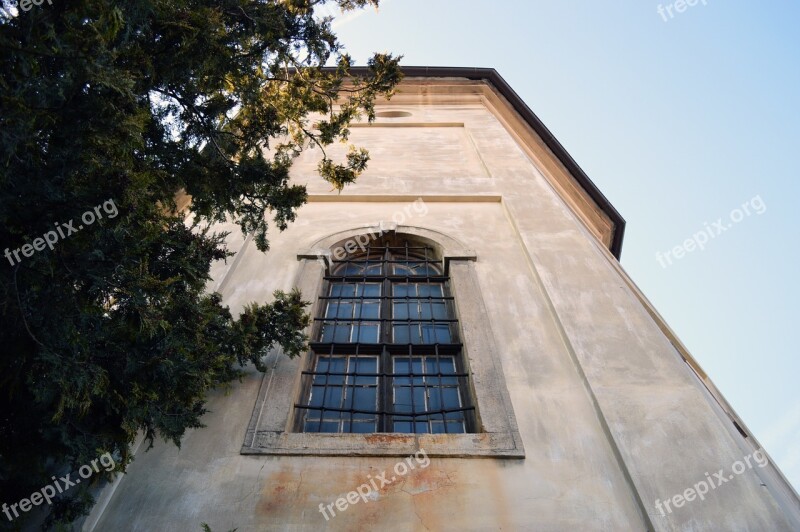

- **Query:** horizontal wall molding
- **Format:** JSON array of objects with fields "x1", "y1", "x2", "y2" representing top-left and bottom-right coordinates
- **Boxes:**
[
  {"x1": 349, "y1": 122, "x2": 464, "y2": 128},
  {"x1": 306, "y1": 194, "x2": 502, "y2": 203}
]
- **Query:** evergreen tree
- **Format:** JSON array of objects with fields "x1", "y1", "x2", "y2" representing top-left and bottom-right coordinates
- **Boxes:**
[{"x1": 0, "y1": 0, "x2": 400, "y2": 526}]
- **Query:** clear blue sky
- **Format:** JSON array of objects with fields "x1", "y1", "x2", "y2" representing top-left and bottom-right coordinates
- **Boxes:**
[{"x1": 329, "y1": 0, "x2": 800, "y2": 491}]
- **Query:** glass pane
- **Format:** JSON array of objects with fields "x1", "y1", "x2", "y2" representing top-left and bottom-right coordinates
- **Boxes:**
[
  {"x1": 419, "y1": 301, "x2": 434, "y2": 319},
  {"x1": 421, "y1": 324, "x2": 436, "y2": 343},
  {"x1": 356, "y1": 324, "x2": 379, "y2": 343},
  {"x1": 417, "y1": 284, "x2": 442, "y2": 297},
  {"x1": 406, "y1": 262, "x2": 427, "y2": 276},
  {"x1": 342, "y1": 264, "x2": 362, "y2": 275},
  {"x1": 439, "y1": 357, "x2": 458, "y2": 384},
  {"x1": 360, "y1": 283, "x2": 381, "y2": 297},
  {"x1": 394, "y1": 388, "x2": 412, "y2": 413},
  {"x1": 327, "y1": 357, "x2": 346, "y2": 383},
  {"x1": 422, "y1": 264, "x2": 440, "y2": 275},
  {"x1": 393, "y1": 262, "x2": 413, "y2": 275},
  {"x1": 395, "y1": 376, "x2": 424, "y2": 386},
  {"x1": 393, "y1": 302, "x2": 409, "y2": 320},
  {"x1": 365, "y1": 263, "x2": 383, "y2": 276},
  {"x1": 425, "y1": 358, "x2": 436, "y2": 375},
  {"x1": 441, "y1": 388, "x2": 461, "y2": 409},
  {"x1": 330, "y1": 283, "x2": 354, "y2": 297},
  {"x1": 309, "y1": 385, "x2": 325, "y2": 407},
  {"x1": 393, "y1": 284, "x2": 412, "y2": 297},
  {"x1": 348, "y1": 422, "x2": 376, "y2": 433},
  {"x1": 391, "y1": 418, "x2": 429, "y2": 433},
  {"x1": 409, "y1": 325, "x2": 422, "y2": 344},
  {"x1": 323, "y1": 386, "x2": 343, "y2": 408},
  {"x1": 393, "y1": 357, "x2": 423, "y2": 385},
  {"x1": 439, "y1": 357, "x2": 456, "y2": 373},
  {"x1": 336, "y1": 302, "x2": 353, "y2": 319},
  {"x1": 427, "y1": 387, "x2": 443, "y2": 410},
  {"x1": 316, "y1": 421, "x2": 340, "y2": 433},
  {"x1": 353, "y1": 357, "x2": 378, "y2": 384},
  {"x1": 431, "y1": 422, "x2": 447, "y2": 434},
  {"x1": 431, "y1": 302, "x2": 447, "y2": 319},
  {"x1": 393, "y1": 324, "x2": 410, "y2": 343},
  {"x1": 325, "y1": 302, "x2": 337, "y2": 318},
  {"x1": 320, "y1": 324, "x2": 333, "y2": 343},
  {"x1": 446, "y1": 421, "x2": 465, "y2": 433},
  {"x1": 394, "y1": 358, "x2": 410, "y2": 374},
  {"x1": 435, "y1": 325, "x2": 452, "y2": 343},
  {"x1": 356, "y1": 302, "x2": 380, "y2": 319},
  {"x1": 332, "y1": 324, "x2": 351, "y2": 343},
  {"x1": 393, "y1": 387, "x2": 425, "y2": 413},
  {"x1": 393, "y1": 420, "x2": 412, "y2": 433},
  {"x1": 421, "y1": 324, "x2": 450, "y2": 343},
  {"x1": 352, "y1": 387, "x2": 377, "y2": 412}
]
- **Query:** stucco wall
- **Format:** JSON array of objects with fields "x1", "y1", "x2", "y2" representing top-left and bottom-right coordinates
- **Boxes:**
[{"x1": 92, "y1": 83, "x2": 797, "y2": 531}]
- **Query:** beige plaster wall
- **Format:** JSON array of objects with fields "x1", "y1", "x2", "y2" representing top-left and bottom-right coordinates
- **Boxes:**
[{"x1": 92, "y1": 82, "x2": 797, "y2": 532}]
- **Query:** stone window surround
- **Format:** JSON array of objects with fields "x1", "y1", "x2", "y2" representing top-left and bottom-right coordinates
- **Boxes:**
[{"x1": 241, "y1": 224, "x2": 524, "y2": 457}]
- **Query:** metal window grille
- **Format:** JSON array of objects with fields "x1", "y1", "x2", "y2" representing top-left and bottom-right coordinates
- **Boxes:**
[{"x1": 295, "y1": 239, "x2": 476, "y2": 434}]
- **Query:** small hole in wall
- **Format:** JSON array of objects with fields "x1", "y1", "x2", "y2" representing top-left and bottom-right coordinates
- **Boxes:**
[{"x1": 375, "y1": 110, "x2": 412, "y2": 118}]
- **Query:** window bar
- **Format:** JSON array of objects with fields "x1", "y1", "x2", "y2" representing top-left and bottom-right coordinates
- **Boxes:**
[
  {"x1": 435, "y1": 343, "x2": 447, "y2": 434},
  {"x1": 330, "y1": 274, "x2": 341, "y2": 346},
  {"x1": 350, "y1": 346, "x2": 360, "y2": 433},
  {"x1": 384, "y1": 344, "x2": 394, "y2": 432},
  {"x1": 321, "y1": 348, "x2": 335, "y2": 433},
  {"x1": 384, "y1": 244, "x2": 391, "y2": 344},
  {"x1": 408, "y1": 342, "x2": 417, "y2": 433},
  {"x1": 296, "y1": 403, "x2": 473, "y2": 415}
]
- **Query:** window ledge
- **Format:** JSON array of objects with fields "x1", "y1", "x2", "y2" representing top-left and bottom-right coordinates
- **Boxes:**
[{"x1": 241, "y1": 432, "x2": 524, "y2": 458}]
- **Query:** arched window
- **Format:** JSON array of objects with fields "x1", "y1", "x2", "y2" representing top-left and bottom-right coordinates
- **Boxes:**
[{"x1": 295, "y1": 235, "x2": 475, "y2": 434}]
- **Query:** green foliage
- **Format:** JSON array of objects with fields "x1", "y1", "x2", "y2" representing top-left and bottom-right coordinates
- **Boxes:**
[{"x1": 0, "y1": 0, "x2": 400, "y2": 527}]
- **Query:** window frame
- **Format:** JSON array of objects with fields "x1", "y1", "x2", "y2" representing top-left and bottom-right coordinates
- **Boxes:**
[
  {"x1": 295, "y1": 242, "x2": 476, "y2": 434},
  {"x1": 241, "y1": 226, "x2": 524, "y2": 458}
]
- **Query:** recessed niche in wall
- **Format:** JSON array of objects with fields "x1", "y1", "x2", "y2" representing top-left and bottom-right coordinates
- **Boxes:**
[{"x1": 375, "y1": 110, "x2": 413, "y2": 118}]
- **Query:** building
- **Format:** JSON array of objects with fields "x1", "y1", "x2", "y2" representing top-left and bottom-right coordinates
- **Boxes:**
[{"x1": 88, "y1": 67, "x2": 800, "y2": 531}]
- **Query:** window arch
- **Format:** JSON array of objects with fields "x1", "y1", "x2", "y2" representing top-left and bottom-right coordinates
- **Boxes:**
[{"x1": 294, "y1": 234, "x2": 476, "y2": 434}]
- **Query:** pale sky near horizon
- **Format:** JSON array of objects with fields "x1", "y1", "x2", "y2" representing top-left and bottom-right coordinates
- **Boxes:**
[{"x1": 327, "y1": 0, "x2": 800, "y2": 492}]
